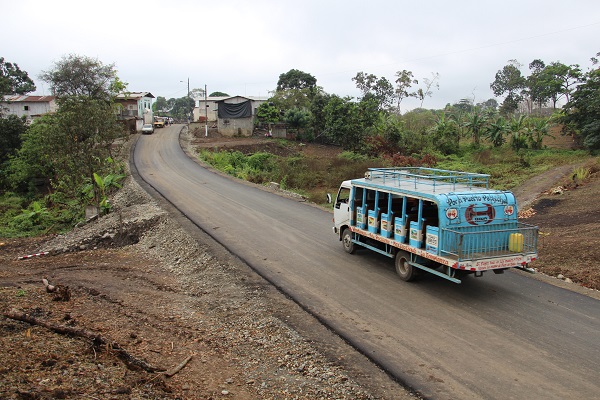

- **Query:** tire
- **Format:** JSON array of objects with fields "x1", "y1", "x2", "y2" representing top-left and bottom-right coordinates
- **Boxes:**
[
  {"x1": 342, "y1": 228, "x2": 356, "y2": 254},
  {"x1": 395, "y1": 250, "x2": 416, "y2": 281}
]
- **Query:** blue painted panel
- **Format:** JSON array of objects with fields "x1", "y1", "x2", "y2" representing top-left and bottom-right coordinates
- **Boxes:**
[
  {"x1": 409, "y1": 220, "x2": 422, "y2": 247},
  {"x1": 381, "y1": 212, "x2": 393, "y2": 238},
  {"x1": 394, "y1": 216, "x2": 407, "y2": 243},
  {"x1": 426, "y1": 225, "x2": 439, "y2": 254},
  {"x1": 368, "y1": 209, "x2": 379, "y2": 233},
  {"x1": 435, "y1": 191, "x2": 518, "y2": 229}
]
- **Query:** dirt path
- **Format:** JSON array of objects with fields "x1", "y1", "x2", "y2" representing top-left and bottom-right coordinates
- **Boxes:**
[{"x1": 512, "y1": 164, "x2": 581, "y2": 208}]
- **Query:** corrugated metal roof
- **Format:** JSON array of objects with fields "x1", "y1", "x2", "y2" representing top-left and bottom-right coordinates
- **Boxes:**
[
  {"x1": 215, "y1": 95, "x2": 269, "y2": 103},
  {"x1": 3, "y1": 95, "x2": 56, "y2": 102},
  {"x1": 115, "y1": 92, "x2": 155, "y2": 99}
]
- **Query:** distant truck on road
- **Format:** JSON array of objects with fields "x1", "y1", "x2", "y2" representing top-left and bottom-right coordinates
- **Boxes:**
[
  {"x1": 153, "y1": 117, "x2": 165, "y2": 128},
  {"x1": 332, "y1": 167, "x2": 538, "y2": 283}
]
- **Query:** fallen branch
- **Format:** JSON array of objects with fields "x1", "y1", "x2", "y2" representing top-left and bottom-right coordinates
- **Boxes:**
[
  {"x1": 3, "y1": 308, "x2": 165, "y2": 373},
  {"x1": 164, "y1": 354, "x2": 194, "y2": 377}
]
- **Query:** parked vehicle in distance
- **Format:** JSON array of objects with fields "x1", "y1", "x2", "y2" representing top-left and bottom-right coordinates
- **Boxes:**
[
  {"x1": 332, "y1": 167, "x2": 538, "y2": 283},
  {"x1": 153, "y1": 117, "x2": 165, "y2": 128},
  {"x1": 142, "y1": 124, "x2": 154, "y2": 134}
]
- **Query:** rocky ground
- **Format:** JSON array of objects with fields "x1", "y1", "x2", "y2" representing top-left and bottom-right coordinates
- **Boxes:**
[{"x1": 1, "y1": 127, "x2": 598, "y2": 399}]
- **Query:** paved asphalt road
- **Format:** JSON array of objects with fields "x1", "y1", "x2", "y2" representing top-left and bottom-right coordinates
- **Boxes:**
[{"x1": 133, "y1": 125, "x2": 600, "y2": 400}]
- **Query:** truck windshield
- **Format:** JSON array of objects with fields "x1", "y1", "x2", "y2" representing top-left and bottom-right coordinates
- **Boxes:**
[{"x1": 335, "y1": 187, "x2": 350, "y2": 209}]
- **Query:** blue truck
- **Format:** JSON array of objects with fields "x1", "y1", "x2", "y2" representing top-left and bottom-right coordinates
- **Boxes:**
[{"x1": 332, "y1": 167, "x2": 538, "y2": 283}]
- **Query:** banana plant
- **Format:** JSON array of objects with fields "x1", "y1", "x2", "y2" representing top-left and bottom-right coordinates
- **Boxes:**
[{"x1": 82, "y1": 172, "x2": 125, "y2": 215}]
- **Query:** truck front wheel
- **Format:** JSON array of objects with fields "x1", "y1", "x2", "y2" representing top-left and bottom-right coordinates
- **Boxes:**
[
  {"x1": 342, "y1": 228, "x2": 355, "y2": 254},
  {"x1": 395, "y1": 250, "x2": 416, "y2": 281}
]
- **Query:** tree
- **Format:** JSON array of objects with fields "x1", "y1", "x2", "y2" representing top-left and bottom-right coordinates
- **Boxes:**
[
  {"x1": 0, "y1": 57, "x2": 36, "y2": 98},
  {"x1": 322, "y1": 95, "x2": 365, "y2": 151},
  {"x1": 276, "y1": 69, "x2": 317, "y2": 91},
  {"x1": 270, "y1": 86, "x2": 317, "y2": 111},
  {"x1": 166, "y1": 97, "x2": 176, "y2": 110},
  {"x1": 526, "y1": 59, "x2": 550, "y2": 112},
  {"x1": 352, "y1": 72, "x2": 395, "y2": 111},
  {"x1": 416, "y1": 72, "x2": 440, "y2": 108},
  {"x1": 6, "y1": 115, "x2": 60, "y2": 194},
  {"x1": 538, "y1": 62, "x2": 582, "y2": 108},
  {"x1": 209, "y1": 91, "x2": 229, "y2": 97},
  {"x1": 29, "y1": 55, "x2": 128, "y2": 205},
  {"x1": 39, "y1": 54, "x2": 126, "y2": 100},
  {"x1": 190, "y1": 88, "x2": 205, "y2": 100},
  {"x1": 0, "y1": 114, "x2": 27, "y2": 160},
  {"x1": 309, "y1": 91, "x2": 332, "y2": 141},
  {"x1": 452, "y1": 98, "x2": 475, "y2": 113},
  {"x1": 477, "y1": 98, "x2": 498, "y2": 112},
  {"x1": 170, "y1": 96, "x2": 195, "y2": 121},
  {"x1": 8, "y1": 98, "x2": 125, "y2": 198},
  {"x1": 284, "y1": 108, "x2": 310, "y2": 137},
  {"x1": 560, "y1": 56, "x2": 600, "y2": 149},
  {"x1": 153, "y1": 96, "x2": 169, "y2": 113},
  {"x1": 490, "y1": 60, "x2": 526, "y2": 115},
  {"x1": 393, "y1": 70, "x2": 418, "y2": 113},
  {"x1": 256, "y1": 102, "x2": 280, "y2": 126}
]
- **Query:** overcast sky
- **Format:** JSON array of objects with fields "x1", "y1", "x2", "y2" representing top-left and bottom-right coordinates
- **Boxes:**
[{"x1": 3, "y1": 0, "x2": 599, "y2": 110}]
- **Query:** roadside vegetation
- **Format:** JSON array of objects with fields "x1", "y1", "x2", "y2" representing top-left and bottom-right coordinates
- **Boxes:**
[
  {"x1": 0, "y1": 55, "x2": 128, "y2": 237},
  {"x1": 1, "y1": 52, "x2": 599, "y2": 237},
  {"x1": 198, "y1": 138, "x2": 592, "y2": 206}
]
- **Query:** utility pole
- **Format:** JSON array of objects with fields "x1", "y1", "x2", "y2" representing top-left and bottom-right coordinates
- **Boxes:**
[
  {"x1": 187, "y1": 77, "x2": 191, "y2": 127},
  {"x1": 180, "y1": 78, "x2": 191, "y2": 127},
  {"x1": 204, "y1": 84, "x2": 208, "y2": 137}
]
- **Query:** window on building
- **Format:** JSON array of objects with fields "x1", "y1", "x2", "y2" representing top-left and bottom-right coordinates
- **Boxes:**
[{"x1": 23, "y1": 105, "x2": 29, "y2": 111}]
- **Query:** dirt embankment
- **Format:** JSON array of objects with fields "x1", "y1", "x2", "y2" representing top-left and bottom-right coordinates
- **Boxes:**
[{"x1": 0, "y1": 131, "x2": 407, "y2": 400}]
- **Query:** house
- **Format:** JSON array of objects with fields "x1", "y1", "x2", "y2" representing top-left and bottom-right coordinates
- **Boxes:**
[
  {"x1": 212, "y1": 96, "x2": 268, "y2": 136},
  {"x1": 194, "y1": 96, "x2": 228, "y2": 123},
  {"x1": 115, "y1": 92, "x2": 155, "y2": 132},
  {"x1": 0, "y1": 95, "x2": 58, "y2": 123}
]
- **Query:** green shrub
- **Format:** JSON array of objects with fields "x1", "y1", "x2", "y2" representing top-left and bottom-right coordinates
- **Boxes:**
[{"x1": 247, "y1": 152, "x2": 275, "y2": 172}]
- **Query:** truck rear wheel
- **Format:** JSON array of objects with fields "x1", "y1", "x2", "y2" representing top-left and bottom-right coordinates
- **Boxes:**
[
  {"x1": 342, "y1": 228, "x2": 355, "y2": 254},
  {"x1": 395, "y1": 250, "x2": 416, "y2": 281}
]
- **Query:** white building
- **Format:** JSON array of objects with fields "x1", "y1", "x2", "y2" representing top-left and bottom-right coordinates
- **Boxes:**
[
  {"x1": 0, "y1": 95, "x2": 58, "y2": 123},
  {"x1": 114, "y1": 92, "x2": 155, "y2": 132}
]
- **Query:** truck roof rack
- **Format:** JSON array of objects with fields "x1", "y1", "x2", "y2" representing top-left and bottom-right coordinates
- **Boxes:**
[{"x1": 364, "y1": 167, "x2": 490, "y2": 192}]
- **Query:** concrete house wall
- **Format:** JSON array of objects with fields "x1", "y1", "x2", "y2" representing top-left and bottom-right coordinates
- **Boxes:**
[
  {"x1": 215, "y1": 96, "x2": 268, "y2": 137},
  {"x1": 195, "y1": 96, "x2": 227, "y2": 122}
]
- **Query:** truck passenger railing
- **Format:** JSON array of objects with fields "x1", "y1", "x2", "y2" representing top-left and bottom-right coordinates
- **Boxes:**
[
  {"x1": 366, "y1": 167, "x2": 490, "y2": 191},
  {"x1": 439, "y1": 223, "x2": 538, "y2": 261}
]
